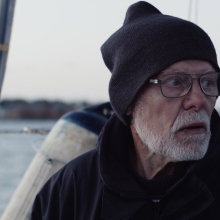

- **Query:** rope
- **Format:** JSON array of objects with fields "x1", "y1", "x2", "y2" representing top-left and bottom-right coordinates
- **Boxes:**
[
  {"x1": 0, "y1": 127, "x2": 49, "y2": 134},
  {"x1": 31, "y1": 142, "x2": 66, "y2": 165}
]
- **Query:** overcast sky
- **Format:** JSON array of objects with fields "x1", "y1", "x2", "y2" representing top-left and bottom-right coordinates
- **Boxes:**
[{"x1": 2, "y1": 0, "x2": 220, "y2": 108}]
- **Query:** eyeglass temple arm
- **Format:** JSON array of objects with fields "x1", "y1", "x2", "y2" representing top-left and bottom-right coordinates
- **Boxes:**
[{"x1": 149, "y1": 79, "x2": 161, "y2": 84}]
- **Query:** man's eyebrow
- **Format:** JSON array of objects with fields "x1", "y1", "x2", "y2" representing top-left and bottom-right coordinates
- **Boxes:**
[
  {"x1": 160, "y1": 69, "x2": 184, "y2": 77},
  {"x1": 161, "y1": 69, "x2": 184, "y2": 73},
  {"x1": 204, "y1": 68, "x2": 216, "y2": 73},
  {"x1": 160, "y1": 67, "x2": 216, "y2": 76}
]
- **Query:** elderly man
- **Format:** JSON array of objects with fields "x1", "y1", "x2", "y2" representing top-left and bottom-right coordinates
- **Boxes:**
[{"x1": 31, "y1": 2, "x2": 220, "y2": 220}]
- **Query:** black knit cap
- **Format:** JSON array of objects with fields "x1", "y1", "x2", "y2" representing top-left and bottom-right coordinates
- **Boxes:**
[{"x1": 101, "y1": 1, "x2": 219, "y2": 125}]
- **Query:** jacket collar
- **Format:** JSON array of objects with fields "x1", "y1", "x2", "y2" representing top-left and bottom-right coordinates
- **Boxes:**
[
  {"x1": 98, "y1": 109, "x2": 220, "y2": 192},
  {"x1": 101, "y1": 175, "x2": 214, "y2": 219},
  {"x1": 98, "y1": 109, "x2": 220, "y2": 219},
  {"x1": 98, "y1": 113, "x2": 147, "y2": 195}
]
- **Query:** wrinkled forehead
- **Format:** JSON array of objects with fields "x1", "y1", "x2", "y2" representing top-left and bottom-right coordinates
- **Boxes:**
[{"x1": 157, "y1": 60, "x2": 215, "y2": 78}]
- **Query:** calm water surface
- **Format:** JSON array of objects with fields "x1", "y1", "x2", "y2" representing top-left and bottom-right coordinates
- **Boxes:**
[{"x1": 0, "y1": 119, "x2": 56, "y2": 216}]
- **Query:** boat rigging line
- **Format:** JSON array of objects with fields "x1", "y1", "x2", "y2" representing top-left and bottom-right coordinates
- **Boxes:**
[
  {"x1": 188, "y1": 0, "x2": 199, "y2": 24},
  {"x1": 0, "y1": 127, "x2": 49, "y2": 135}
]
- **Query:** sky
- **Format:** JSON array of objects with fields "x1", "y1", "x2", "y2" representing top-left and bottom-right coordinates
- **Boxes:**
[{"x1": 2, "y1": 0, "x2": 220, "y2": 108}]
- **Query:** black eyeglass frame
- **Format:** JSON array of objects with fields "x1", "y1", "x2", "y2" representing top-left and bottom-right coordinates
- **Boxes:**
[{"x1": 149, "y1": 72, "x2": 220, "y2": 98}]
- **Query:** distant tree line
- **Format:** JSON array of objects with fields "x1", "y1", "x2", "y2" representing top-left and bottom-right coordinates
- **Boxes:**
[{"x1": 0, "y1": 99, "x2": 97, "y2": 119}]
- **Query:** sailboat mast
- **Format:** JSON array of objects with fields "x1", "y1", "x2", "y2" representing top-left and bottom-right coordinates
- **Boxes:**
[
  {"x1": 0, "y1": 0, "x2": 16, "y2": 97},
  {"x1": 188, "y1": 0, "x2": 199, "y2": 24}
]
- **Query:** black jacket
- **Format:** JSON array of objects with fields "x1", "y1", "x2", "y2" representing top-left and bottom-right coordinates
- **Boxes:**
[{"x1": 31, "y1": 110, "x2": 220, "y2": 220}]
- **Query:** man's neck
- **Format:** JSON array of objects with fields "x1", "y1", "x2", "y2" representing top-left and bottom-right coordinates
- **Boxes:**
[{"x1": 130, "y1": 126, "x2": 176, "y2": 180}]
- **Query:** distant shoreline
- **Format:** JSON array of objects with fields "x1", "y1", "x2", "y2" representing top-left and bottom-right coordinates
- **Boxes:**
[{"x1": 0, "y1": 99, "x2": 100, "y2": 119}]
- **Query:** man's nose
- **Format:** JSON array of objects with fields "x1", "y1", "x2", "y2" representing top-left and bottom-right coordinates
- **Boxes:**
[{"x1": 183, "y1": 78, "x2": 207, "y2": 110}]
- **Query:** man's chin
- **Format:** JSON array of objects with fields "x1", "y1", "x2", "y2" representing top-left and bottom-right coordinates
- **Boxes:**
[
  {"x1": 167, "y1": 144, "x2": 209, "y2": 161},
  {"x1": 150, "y1": 138, "x2": 210, "y2": 162}
]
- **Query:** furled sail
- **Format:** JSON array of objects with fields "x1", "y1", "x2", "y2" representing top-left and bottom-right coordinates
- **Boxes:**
[{"x1": 0, "y1": 0, "x2": 16, "y2": 96}]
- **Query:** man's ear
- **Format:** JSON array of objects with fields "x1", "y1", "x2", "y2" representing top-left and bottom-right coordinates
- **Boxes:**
[
  {"x1": 125, "y1": 106, "x2": 133, "y2": 125},
  {"x1": 126, "y1": 106, "x2": 133, "y2": 116}
]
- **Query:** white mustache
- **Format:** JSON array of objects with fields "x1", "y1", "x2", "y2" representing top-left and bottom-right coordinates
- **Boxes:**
[{"x1": 171, "y1": 109, "x2": 210, "y2": 134}]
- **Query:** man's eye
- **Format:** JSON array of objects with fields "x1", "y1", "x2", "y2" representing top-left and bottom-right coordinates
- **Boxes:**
[
  {"x1": 202, "y1": 79, "x2": 213, "y2": 88},
  {"x1": 163, "y1": 78, "x2": 181, "y2": 87}
]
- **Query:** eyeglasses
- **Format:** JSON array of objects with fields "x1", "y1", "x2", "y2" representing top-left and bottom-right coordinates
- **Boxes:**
[{"x1": 149, "y1": 72, "x2": 220, "y2": 98}]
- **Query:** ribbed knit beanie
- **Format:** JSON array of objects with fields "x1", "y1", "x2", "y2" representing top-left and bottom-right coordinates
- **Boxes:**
[{"x1": 101, "y1": 1, "x2": 219, "y2": 125}]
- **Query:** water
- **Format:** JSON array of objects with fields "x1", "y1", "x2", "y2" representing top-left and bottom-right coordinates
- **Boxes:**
[{"x1": 0, "y1": 119, "x2": 56, "y2": 216}]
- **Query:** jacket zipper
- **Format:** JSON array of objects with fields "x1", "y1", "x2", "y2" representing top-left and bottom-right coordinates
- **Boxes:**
[{"x1": 154, "y1": 203, "x2": 160, "y2": 219}]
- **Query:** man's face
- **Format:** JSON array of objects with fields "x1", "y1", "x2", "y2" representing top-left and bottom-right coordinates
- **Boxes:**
[{"x1": 131, "y1": 60, "x2": 217, "y2": 161}]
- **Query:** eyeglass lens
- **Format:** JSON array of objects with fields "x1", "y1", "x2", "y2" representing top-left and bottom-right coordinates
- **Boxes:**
[{"x1": 160, "y1": 73, "x2": 219, "y2": 98}]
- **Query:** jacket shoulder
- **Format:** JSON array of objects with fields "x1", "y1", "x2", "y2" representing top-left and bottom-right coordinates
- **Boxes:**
[{"x1": 30, "y1": 149, "x2": 101, "y2": 220}]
